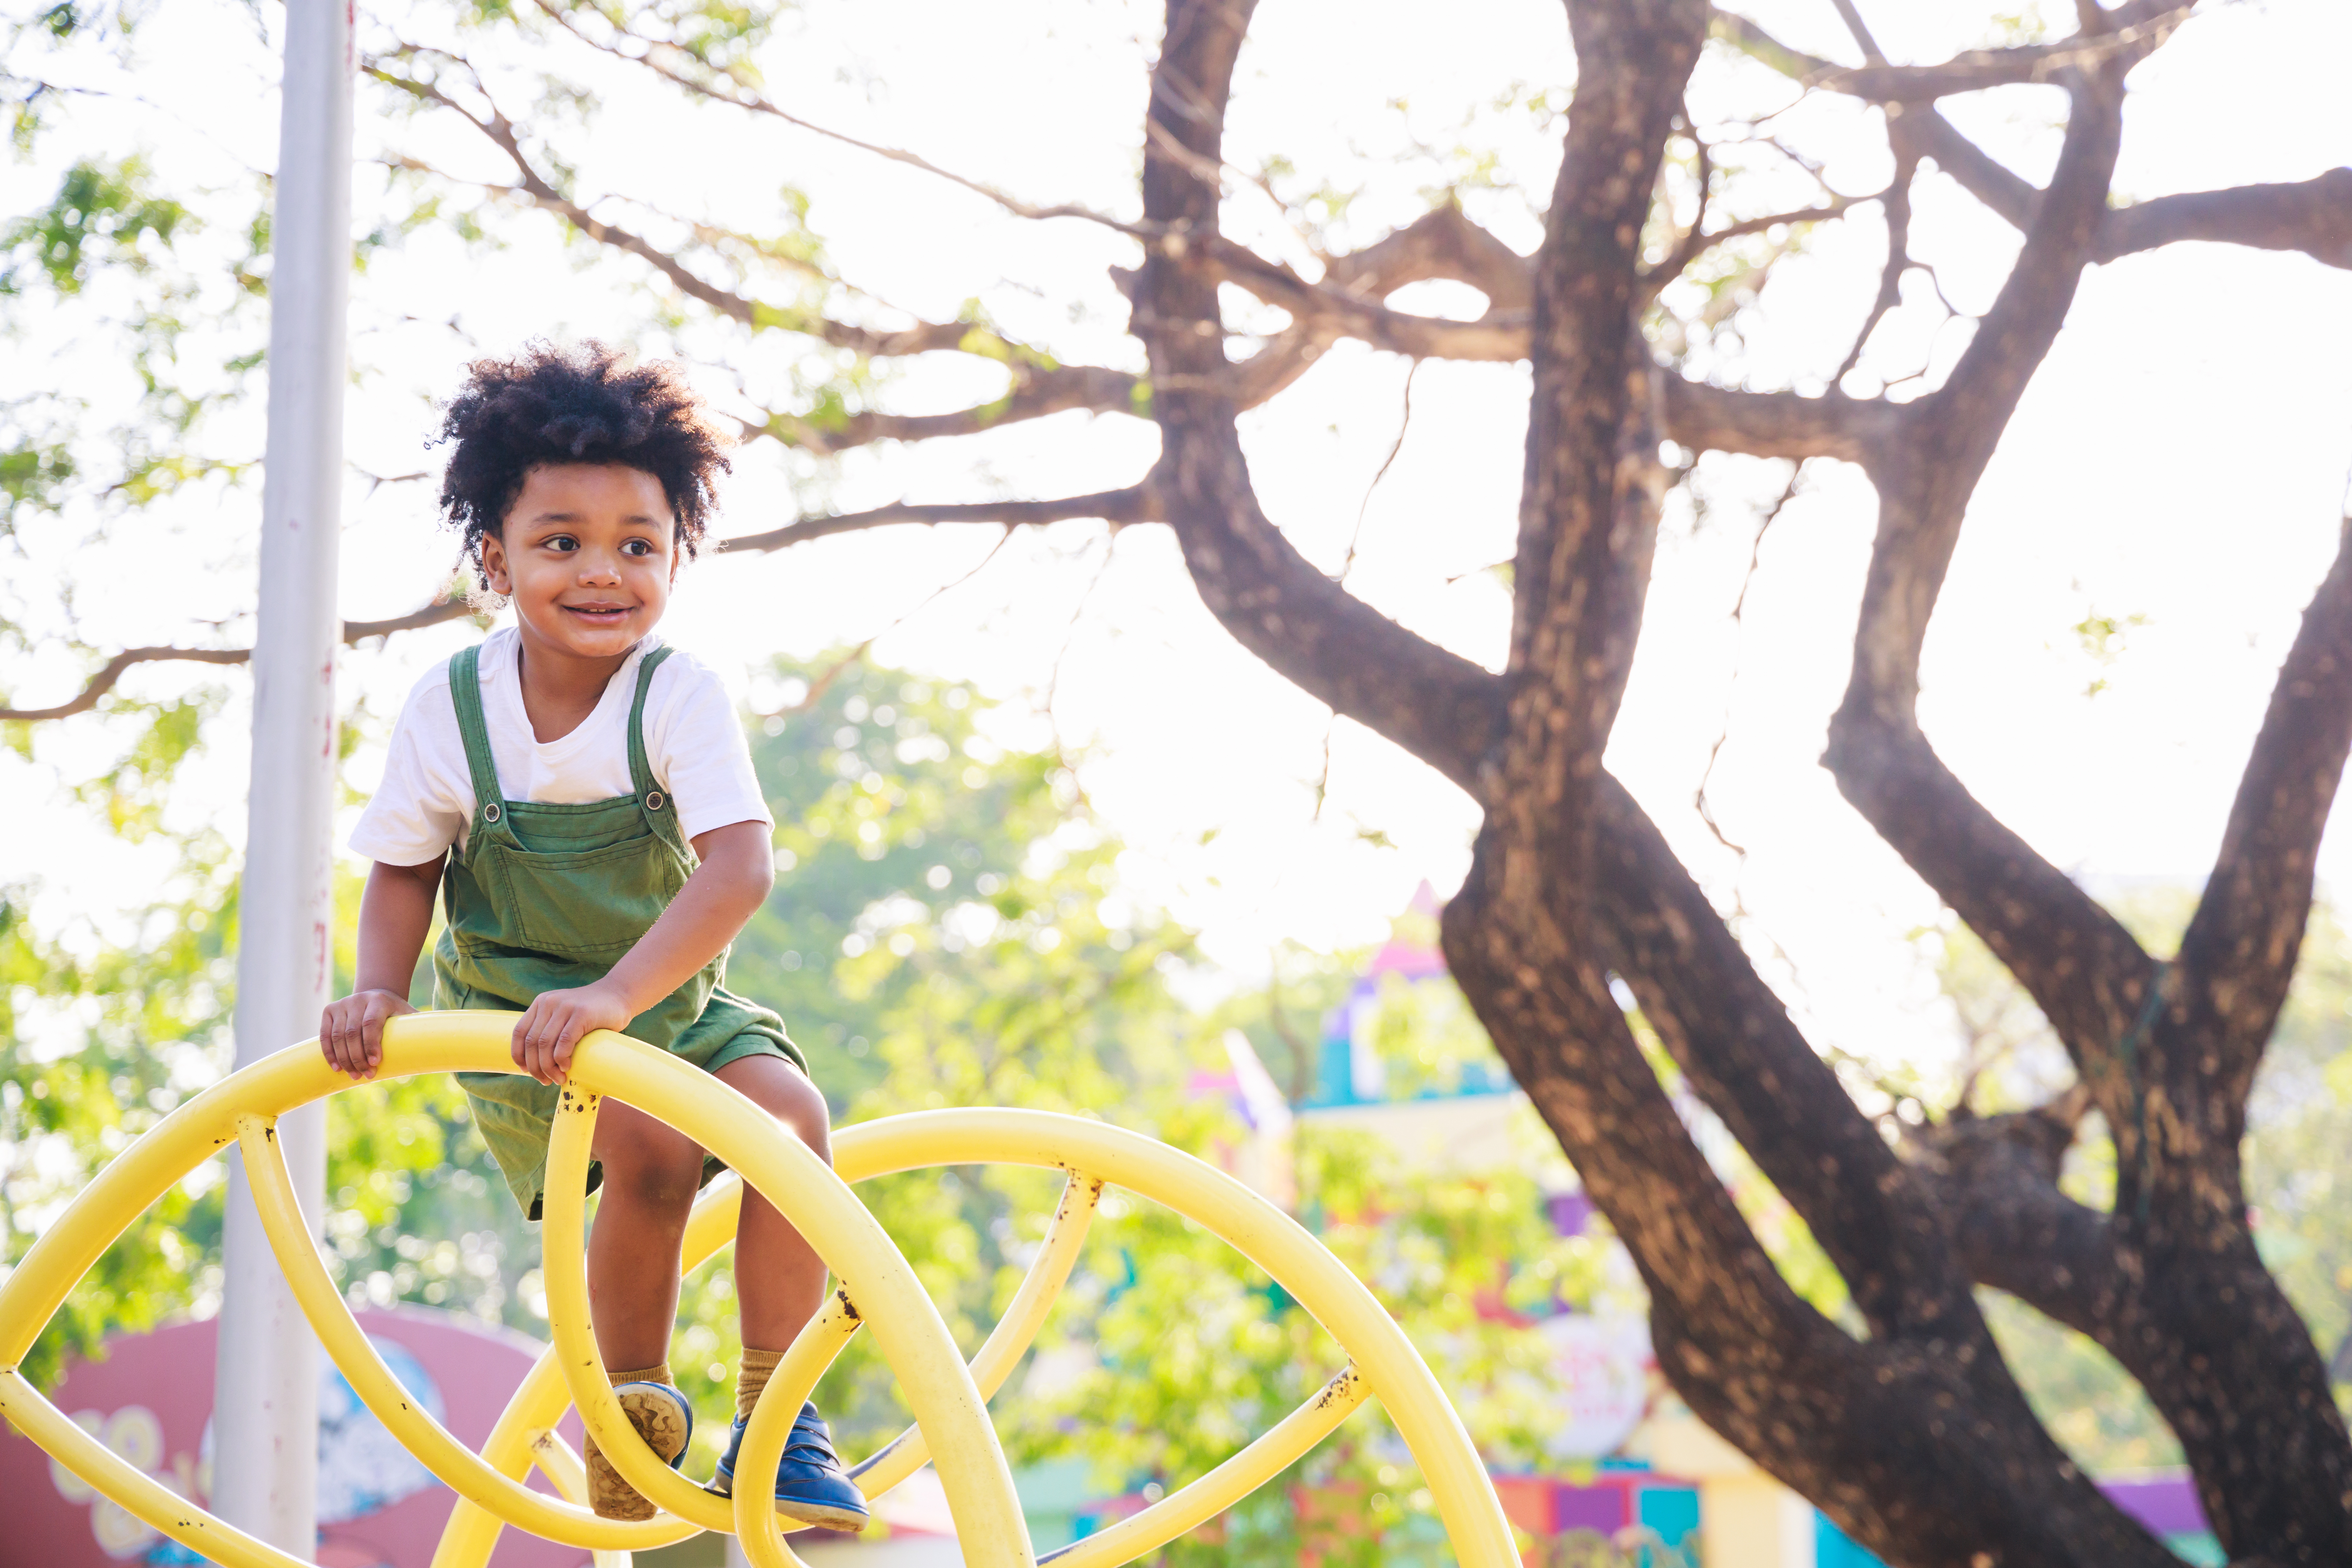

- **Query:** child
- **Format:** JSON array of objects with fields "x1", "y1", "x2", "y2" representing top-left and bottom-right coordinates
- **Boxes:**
[{"x1": 318, "y1": 342, "x2": 866, "y2": 1530}]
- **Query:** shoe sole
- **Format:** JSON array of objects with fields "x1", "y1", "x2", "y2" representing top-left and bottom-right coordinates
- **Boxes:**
[
  {"x1": 589, "y1": 1388, "x2": 693, "y2": 1521},
  {"x1": 779, "y1": 1501, "x2": 870, "y2": 1533},
  {"x1": 705, "y1": 1478, "x2": 869, "y2": 1533}
]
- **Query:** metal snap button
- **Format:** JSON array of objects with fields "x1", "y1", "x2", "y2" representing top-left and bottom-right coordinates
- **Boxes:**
[
  {"x1": 484, "y1": 802, "x2": 503, "y2": 823},
  {"x1": 646, "y1": 791, "x2": 665, "y2": 812}
]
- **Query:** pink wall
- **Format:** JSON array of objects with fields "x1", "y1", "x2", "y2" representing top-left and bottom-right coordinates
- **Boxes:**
[{"x1": 0, "y1": 1308, "x2": 590, "y2": 1568}]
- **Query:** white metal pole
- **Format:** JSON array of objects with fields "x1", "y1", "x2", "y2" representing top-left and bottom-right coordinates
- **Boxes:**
[{"x1": 215, "y1": 0, "x2": 352, "y2": 1552}]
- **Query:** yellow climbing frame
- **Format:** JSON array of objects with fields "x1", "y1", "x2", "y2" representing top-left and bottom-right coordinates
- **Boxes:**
[{"x1": 0, "y1": 1011, "x2": 1518, "y2": 1568}]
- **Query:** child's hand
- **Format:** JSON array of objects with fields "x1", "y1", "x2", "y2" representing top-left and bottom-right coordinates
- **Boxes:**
[
  {"x1": 321, "y1": 989, "x2": 416, "y2": 1082},
  {"x1": 511, "y1": 981, "x2": 636, "y2": 1085}
]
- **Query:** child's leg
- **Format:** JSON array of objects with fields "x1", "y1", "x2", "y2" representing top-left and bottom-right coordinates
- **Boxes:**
[
  {"x1": 706, "y1": 1054, "x2": 868, "y2": 1530},
  {"x1": 587, "y1": 1101, "x2": 706, "y2": 1370},
  {"x1": 710, "y1": 1055, "x2": 832, "y2": 1348},
  {"x1": 582, "y1": 1103, "x2": 704, "y2": 1519}
]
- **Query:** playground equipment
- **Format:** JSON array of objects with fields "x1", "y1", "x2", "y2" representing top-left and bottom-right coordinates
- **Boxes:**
[{"x1": 0, "y1": 1012, "x2": 1518, "y2": 1568}]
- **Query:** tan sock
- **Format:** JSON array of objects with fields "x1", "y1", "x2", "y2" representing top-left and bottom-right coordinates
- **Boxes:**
[
  {"x1": 738, "y1": 1346, "x2": 786, "y2": 1419},
  {"x1": 611, "y1": 1362, "x2": 672, "y2": 1387}
]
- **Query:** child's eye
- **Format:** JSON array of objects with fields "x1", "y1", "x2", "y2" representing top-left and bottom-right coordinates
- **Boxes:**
[
  {"x1": 544, "y1": 534, "x2": 579, "y2": 553},
  {"x1": 622, "y1": 538, "x2": 654, "y2": 558}
]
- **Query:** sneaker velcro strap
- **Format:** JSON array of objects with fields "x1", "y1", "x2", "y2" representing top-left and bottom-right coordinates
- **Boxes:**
[{"x1": 783, "y1": 1402, "x2": 843, "y2": 1465}]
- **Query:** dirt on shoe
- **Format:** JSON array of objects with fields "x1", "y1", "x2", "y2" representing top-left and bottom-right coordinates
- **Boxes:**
[{"x1": 586, "y1": 1387, "x2": 692, "y2": 1520}]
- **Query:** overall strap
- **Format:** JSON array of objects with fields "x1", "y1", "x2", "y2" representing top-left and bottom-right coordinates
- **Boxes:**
[
  {"x1": 626, "y1": 645, "x2": 681, "y2": 830},
  {"x1": 447, "y1": 646, "x2": 509, "y2": 833}
]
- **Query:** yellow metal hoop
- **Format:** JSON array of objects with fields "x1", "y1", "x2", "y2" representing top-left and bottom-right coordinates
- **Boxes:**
[{"x1": 0, "y1": 1012, "x2": 1517, "y2": 1568}]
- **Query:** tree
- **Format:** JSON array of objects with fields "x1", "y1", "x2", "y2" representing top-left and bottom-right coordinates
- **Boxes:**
[{"x1": 10, "y1": 0, "x2": 2352, "y2": 1563}]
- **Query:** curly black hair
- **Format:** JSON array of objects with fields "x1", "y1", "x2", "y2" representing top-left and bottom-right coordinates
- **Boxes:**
[{"x1": 434, "y1": 341, "x2": 731, "y2": 576}]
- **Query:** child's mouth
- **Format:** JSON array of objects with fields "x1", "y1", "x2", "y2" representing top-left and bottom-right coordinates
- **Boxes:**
[{"x1": 562, "y1": 604, "x2": 634, "y2": 625}]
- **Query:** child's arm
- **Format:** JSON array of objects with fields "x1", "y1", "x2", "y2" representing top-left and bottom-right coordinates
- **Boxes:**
[
  {"x1": 321, "y1": 856, "x2": 446, "y2": 1082},
  {"x1": 510, "y1": 820, "x2": 776, "y2": 1084}
]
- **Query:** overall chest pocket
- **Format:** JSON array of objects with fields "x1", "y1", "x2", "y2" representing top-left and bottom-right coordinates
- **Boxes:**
[{"x1": 482, "y1": 831, "x2": 689, "y2": 960}]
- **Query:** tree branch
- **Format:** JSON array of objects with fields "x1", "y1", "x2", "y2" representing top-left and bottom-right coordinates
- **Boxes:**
[
  {"x1": 1823, "y1": 0, "x2": 1887, "y2": 62},
  {"x1": 1833, "y1": 154, "x2": 1918, "y2": 385},
  {"x1": 343, "y1": 595, "x2": 475, "y2": 642},
  {"x1": 1216, "y1": 321, "x2": 1347, "y2": 407},
  {"x1": 1319, "y1": 201, "x2": 1535, "y2": 310},
  {"x1": 1709, "y1": 8, "x2": 1835, "y2": 80},
  {"x1": 376, "y1": 54, "x2": 1149, "y2": 458},
  {"x1": 1908, "y1": 1091, "x2": 2121, "y2": 1336},
  {"x1": 1132, "y1": 3, "x2": 1512, "y2": 791},
  {"x1": 1898, "y1": 127, "x2": 2352, "y2": 275},
  {"x1": 1810, "y1": 6, "x2": 2192, "y2": 102},
  {"x1": 1892, "y1": 104, "x2": 2037, "y2": 229},
  {"x1": 1659, "y1": 377, "x2": 1896, "y2": 463},
  {"x1": 2175, "y1": 513, "x2": 2352, "y2": 1107},
  {"x1": 1934, "y1": 74, "x2": 2126, "y2": 440},
  {"x1": 523, "y1": 0, "x2": 1146, "y2": 237},
  {"x1": 1, "y1": 596, "x2": 476, "y2": 722},
  {"x1": 1916, "y1": 1080, "x2": 2352, "y2": 1555},
  {"x1": 738, "y1": 366, "x2": 1144, "y2": 455},
  {"x1": 1499, "y1": 0, "x2": 1705, "y2": 915},
  {"x1": 1714, "y1": 3, "x2": 2191, "y2": 103},
  {"x1": 714, "y1": 486, "x2": 1152, "y2": 557},
  {"x1": 1596, "y1": 775, "x2": 1982, "y2": 1339},
  {"x1": 1669, "y1": 191, "x2": 1869, "y2": 268},
  {"x1": 1829, "y1": 713, "x2": 2157, "y2": 1079},
  {"x1": 1, "y1": 646, "x2": 254, "y2": 723},
  {"x1": 388, "y1": 138, "x2": 1147, "y2": 451},
  {"x1": 1826, "y1": 68, "x2": 2156, "y2": 1092},
  {"x1": 6, "y1": 487, "x2": 1160, "y2": 724},
  {"x1": 370, "y1": 61, "x2": 838, "y2": 335},
  {"x1": 2096, "y1": 169, "x2": 2352, "y2": 269},
  {"x1": 1200, "y1": 235, "x2": 1531, "y2": 362},
  {"x1": 1143, "y1": 426, "x2": 1510, "y2": 790}
]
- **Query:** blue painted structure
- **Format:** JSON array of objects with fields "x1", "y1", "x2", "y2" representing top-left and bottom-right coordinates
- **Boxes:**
[{"x1": 1302, "y1": 886, "x2": 1515, "y2": 1109}]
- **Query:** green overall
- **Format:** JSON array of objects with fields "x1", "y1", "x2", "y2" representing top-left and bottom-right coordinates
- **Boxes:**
[{"x1": 436, "y1": 642, "x2": 805, "y2": 1220}]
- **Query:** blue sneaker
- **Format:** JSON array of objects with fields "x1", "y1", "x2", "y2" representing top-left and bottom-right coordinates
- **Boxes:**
[
  {"x1": 587, "y1": 1381, "x2": 693, "y2": 1520},
  {"x1": 709, "y1": 1399, "x2": 870, "y2": 1532}
]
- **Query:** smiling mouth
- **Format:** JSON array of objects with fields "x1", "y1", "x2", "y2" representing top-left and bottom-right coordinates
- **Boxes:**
[{"x1": 561, "y1": 603, "x2": 636, "y2": 623}]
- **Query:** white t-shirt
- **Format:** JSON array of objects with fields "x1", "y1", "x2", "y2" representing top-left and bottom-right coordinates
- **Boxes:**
[{"x1": 349, "y1": 628, "x2": 772, "y2": 866}]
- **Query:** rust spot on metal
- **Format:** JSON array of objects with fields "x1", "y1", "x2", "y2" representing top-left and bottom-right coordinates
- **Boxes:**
[{"x1": 1310, "y1": 1365, "x2": 1362, "y2": 1412}]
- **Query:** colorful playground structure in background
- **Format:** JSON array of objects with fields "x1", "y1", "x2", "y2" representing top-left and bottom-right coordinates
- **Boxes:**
[
  {"x1": 0, "y1": 1012, "x2": 1518, "y2": 1568},
  {"x1": 1, "y1": 1310, "x2": 589, "y2": 1568}
]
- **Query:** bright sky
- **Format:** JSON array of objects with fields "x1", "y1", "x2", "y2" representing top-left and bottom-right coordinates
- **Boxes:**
[{"x1": 8, "y1": 0, "x2": 2352, "y2": 1083}]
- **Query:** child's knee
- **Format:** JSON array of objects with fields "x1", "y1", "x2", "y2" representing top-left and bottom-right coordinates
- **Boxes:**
[
  {"x1": 779, "y1": 1074, "x2": 830, "y2": 1160},
  {"x1": 717, "y1": 1057, "x2": 832, "y2": 1161},
  {"x1": 598, "y1": 1119, "x2": 704, "y2": 1207},
  {"x1": 758, "y1": 1068, "x2": 830, "y2": 1160}
]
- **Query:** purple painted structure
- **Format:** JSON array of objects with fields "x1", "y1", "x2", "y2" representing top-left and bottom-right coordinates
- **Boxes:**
[
  {"x1": 1493, "y1": 1470, "x2": 1702, "y2": 1564},
  {"x1": 1555, "y1": 1482, "x2": 1638, "y2": 1533},
  {"x1": 2100, "y1": 1474, "x2": 2211, "y2": 1536},
  {"x1": 1547, "y1": 1191, "x2": 1596, "y2": 1238}
]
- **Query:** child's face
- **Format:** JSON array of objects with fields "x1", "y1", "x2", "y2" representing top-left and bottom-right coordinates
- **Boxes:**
[{"x1": 481, "y1": 463, "x2": 679, "y2": 662}]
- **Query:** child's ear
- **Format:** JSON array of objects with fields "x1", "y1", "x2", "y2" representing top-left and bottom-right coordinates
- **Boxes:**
[{"x1": 479, "y1": 528, "x2": 513, "y2": 594}]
